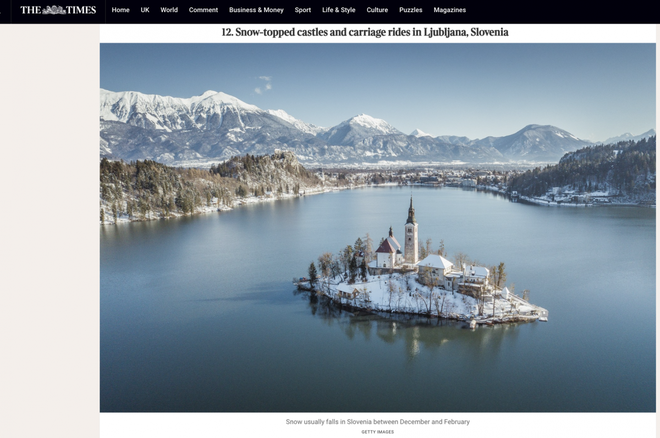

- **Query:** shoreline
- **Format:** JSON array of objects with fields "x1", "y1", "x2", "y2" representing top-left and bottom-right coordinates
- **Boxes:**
[
  {"x1": 477, "y1": 185, "x2": 655, "y2": 208},
  {"x1": 101, "y1": 182, "x2": 654, "y2": 225},
  {"x1": 100, "y1": 183, "x2": 354, "y2": 225},
  {"x1": 100, "y1": 182, "x2": 409, "y2": 225},
  {"x1": 296, "y1": 272, "x2": 549, "y2": 326}
]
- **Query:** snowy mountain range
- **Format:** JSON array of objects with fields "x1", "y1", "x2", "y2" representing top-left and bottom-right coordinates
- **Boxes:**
[
  {"x1": 99, "y1": 89, "x2": 652, "y2": 167},
  {"x1": 601, "y1": 129, "x2": 656, "y2": 145}
]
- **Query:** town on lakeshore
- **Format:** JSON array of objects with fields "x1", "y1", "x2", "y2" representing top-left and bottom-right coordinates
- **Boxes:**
[{"x1": 299, "y1": 197, "x2": 548, "y2": 326}]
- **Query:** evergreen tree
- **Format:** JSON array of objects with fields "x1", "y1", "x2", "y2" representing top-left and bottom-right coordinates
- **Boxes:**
[
  {"x1": 308, "y1": 262, "x2": 318, "y2": 290},
  {"x1": 340, "y1": 245, "x2": 354, "y2": 273},
  {"x1": 348, "y1": 254, "x2": 358, "y2": 284},
  {"x1": 236, "y1": 185, "x2": 248, "y2": 198},
  {"x1": 360, "y1": 258, "x2": 368, "y2": 282}
]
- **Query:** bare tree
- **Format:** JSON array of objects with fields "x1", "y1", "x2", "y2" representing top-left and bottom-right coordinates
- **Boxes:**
[
  {"x1": 508, "y1": 283, "x2": 516, "y2": 315},
  {"x1": 318, "y1": 252, "x2": 334, "y2": 293},
  {"x1": 418, "y1": 276, "x2": 439, "y2": 317},
  {"x1": 360, "y1": 286, "x2": 371, "y2": 306},
  {"x1": 364, "y1": 233, "x2": 374, "y2": 262},
  {"x1": 318, "y1": 252, "x2": 333, "y2": 277},
  {"x1": 396, "y1": 285, "x2": 404, "y2": 310},
  {"x1": 453, "y1": 251, "x2": 470, "y2": 270},
  {"x1": 330, "y1": 257, "x2": 342, "y2": 279},
  {"x1": 438, "y1": 239, "x2": 446, "y2": 257},
  {"x1": 388, "y1": 279, "x2": 396, "y2": 311},
  {"x1": 444, "y1": 296, "x2": 455, "y2": 317},
  {"x1": 419, "y1": 238, "x2": 428, "y2": 260},
  {"x1": 495, "y1": 262, "x2": 507, "y2": 289},
  {"x1": 492, "y1": 287, "x2": 497, "y2": 318},
  {"x1": 434, "y1": 290, "x2": 449, "y2": 318},
  {"x1": 476, "y1": 287, "x2": 486, "y2": 316}
]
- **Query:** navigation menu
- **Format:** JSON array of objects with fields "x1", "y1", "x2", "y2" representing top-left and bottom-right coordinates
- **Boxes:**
[{"x1": 5, "y1": 2, "x2": 652, "y2": 23}]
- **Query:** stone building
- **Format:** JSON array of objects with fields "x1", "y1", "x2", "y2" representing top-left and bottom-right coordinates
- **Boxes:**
[
  {"x1": 417, "y1": 254, "x2": 456, "y2": 289},
  {"x1": 403, "y1": 196, "x2": 418, "y2": 266},
  {"x1": 374, "y1": 226, "x2": 403, "y2": 271},
  {"x1": 368, "y1": 197, "x2": 419, "y2": 275}
]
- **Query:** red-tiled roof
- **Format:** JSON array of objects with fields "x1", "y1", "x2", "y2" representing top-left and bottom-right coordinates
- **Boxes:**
[{"x1": 375, "y1": 239, "x2": 397, "y2": 253}]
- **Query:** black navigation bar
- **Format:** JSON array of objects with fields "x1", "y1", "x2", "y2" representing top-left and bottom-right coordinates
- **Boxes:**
[{"x1": 2, "y1": 2, "x2": 656, "y2": 24}]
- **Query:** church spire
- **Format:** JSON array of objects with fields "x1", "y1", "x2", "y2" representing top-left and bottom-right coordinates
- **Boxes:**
[
  {"x1": 406, "y1": 196, "x2": 416, "y2": 224},
  {"x1": 404, "y1": 195, "x2": 418, "y2": 265}
]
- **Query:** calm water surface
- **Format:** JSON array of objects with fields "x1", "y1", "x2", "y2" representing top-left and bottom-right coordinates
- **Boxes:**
[{"x1": 100, "y1": 186, "x2": 655, "y2": 412}]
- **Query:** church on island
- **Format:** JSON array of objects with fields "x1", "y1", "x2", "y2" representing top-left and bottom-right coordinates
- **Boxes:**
[
  {"x1": 304, "y1": 196, "x2": 549, "y2": 323},
  {"x1": 371, "y1": 197, "x2": 419, "y2": 274},
  {"x1": 369, "y1": 197, "x2": 491, "y2": 298}
]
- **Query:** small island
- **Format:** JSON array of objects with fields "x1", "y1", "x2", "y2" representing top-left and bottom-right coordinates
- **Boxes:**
[{"x1": 298, "y1": 197, "x2": 548, "y2": 326}]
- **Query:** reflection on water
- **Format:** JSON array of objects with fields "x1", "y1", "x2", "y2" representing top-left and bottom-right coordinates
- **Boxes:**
[{"x1": 295, "y1": 289, "x2": 526, "y2": 362}]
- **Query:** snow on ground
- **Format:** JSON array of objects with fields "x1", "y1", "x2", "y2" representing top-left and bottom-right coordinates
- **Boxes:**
[
  {"x1": 333, "y1": 273, "x2": 478, "y2": 318},
  {"x1": 316, "y1": 272, "x2": 545, "y2": 322},
  {"x1": 518, "y1": 196, "x2": 591, "y2": 207}
]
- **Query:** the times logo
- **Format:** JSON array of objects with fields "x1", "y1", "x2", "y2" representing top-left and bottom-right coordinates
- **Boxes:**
[{"x1": 20, "y1": 5, "x2": 97, "y2": 14}]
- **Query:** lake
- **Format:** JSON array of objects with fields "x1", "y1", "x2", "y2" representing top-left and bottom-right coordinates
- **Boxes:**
[{"x1": 100, "y1": 186, "x2": 655, "y2": 412}]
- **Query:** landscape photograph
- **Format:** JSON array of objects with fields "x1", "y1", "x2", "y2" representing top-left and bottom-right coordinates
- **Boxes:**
[{"x1": 99, "y1": 43, "x2": 655, "y2": 414}]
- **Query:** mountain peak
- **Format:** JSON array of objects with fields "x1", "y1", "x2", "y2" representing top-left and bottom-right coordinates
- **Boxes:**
[
  {"x1": 344, "y1": 114, "x2": 399, "y2": 134},
  {"x1": 193, "y1": 91, "x2": 260, "y2": 111},
  {"x1": 411, "y1": 129, "x2": 433, "y2": 138},
  {"x1": 349, "y1": 113, "x2": 379, "y2": 123}
]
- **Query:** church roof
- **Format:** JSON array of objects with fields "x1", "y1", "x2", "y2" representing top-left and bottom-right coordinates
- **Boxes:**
[
  {"x1": 376, "y1": 226, "x2": 401, "y2": 254},
  {"x1": 386, "y1": 236, "x2": 401, "y2": 250},
  {"x1": 375, "y1": 239, "x2": 398, "y2": 254}
]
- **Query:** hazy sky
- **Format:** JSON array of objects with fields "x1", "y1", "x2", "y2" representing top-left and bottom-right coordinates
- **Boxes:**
[{"x1": 101, "y1": 43, "x2": 655, "y2": 142}]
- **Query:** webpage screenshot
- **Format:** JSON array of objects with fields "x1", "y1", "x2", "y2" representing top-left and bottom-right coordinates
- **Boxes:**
[{"x1": 2, "y1": 3, "x2": 658, "y2": 438}]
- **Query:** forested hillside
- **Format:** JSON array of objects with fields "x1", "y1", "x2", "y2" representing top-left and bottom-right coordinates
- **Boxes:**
[
  {"x1": 507, "y1": 136, "x2": 655, "y2": 201},
  {"x1": 100, "y1": 151, "x2": 322, "y2": 223}
]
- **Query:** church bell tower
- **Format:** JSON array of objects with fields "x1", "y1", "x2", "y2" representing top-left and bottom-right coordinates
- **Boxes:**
[{"x1": 404, "y1": 196, "x2": 418, "y2": 265}]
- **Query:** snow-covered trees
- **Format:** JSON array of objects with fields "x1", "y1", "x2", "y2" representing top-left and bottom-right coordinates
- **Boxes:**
[
  {"x1": 100, "y1": 151, "x2": 328, "y2": 224},
  {"x1": 507, "y1": 136, "x2": 656, "y2": 199}
]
